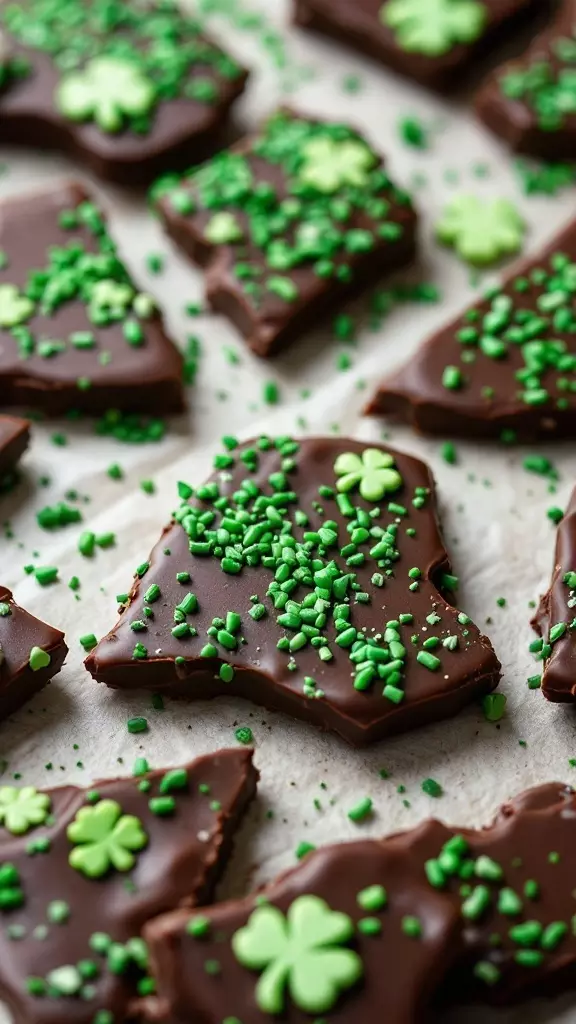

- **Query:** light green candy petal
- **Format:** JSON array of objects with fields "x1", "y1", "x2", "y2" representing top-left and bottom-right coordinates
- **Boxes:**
[
  {"x1": 289, "y1": 949, "x2": 363, "y2": 1014},
  {"x1": 69, "y1": 841, "x2": 110, "y2": 878},
  {"x1": 56, "y1": 75, "x2": 95, "y2": 121},
  {"x1": 334, "y1": 452, "x2": 363, "y2": 476},
  {"x1": 336, "y1": 471, "x2": 363, "y2": 494},
  {"x1": 232, "y1": 904, "x2": 289, "y2": 968},
  {"x1": 361, "y1": 448, "x2": 394, "y2": 471},
  {"x1": 255, "y1": 959, "x2": 290, "y2": 1014},
  {"x1": 112, "y1": 813, "x2": 148, "y2": 851}
]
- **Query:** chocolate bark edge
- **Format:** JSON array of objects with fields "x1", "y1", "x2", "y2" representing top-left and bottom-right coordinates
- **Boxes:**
[
  {"x1": 0, "y1": 584, "x2": 68, "y2": 721},
  {"x1": 0, "y1": 415, "x2": 30, "y2": 483},
  {"x1": 532, "y1": 486, "x2": 576, "y2": 702}
]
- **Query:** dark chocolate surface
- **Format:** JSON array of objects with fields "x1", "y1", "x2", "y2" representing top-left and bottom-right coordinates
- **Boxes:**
[
  {"x1": 533, "y1": 486, "x2": 576, "y2": 701},
  {"x1": 153, "y1": 109, "x2": 417, "y2": 357},
  {"x1": 0, "y1": 181, "x2": 184, "y2": 416},
  {"x1": 0, "y1": 0, "x2": 248, "y2": 184},
  {"x1": 0, "y1": 414, "x2": 30, "y2": 483},
  {"x1": 0, "y1": 585, "x2": 67, "y2": 721},
  {"x1": 86, "y1": 436, "x2": 500, "y2": 746},
  {"x1": 367, "y1": 217, "x2": 576, "y2": 440},
  {"x1": 0, "y1": 748, "x2": 257, "y2": 1024}
]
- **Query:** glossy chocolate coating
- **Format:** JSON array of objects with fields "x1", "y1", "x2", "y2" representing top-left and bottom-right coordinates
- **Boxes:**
[
  {"x1": 0, "y1": 748, "x2": 257, "y2": 1024},
  {"x1": 476, "y1": 0, "x2": 576, "y2": 159},
  {"x1": 293, "y1": 0, "x2": 541, "y2": 91},
  {"x1": 0, "y1": 181, "x2": 184, "y2": 416},
  {"x1": 367, "y1": 218, "x2": 576, "y2": 440},
  {"x1": 86, "y1": 436, "x2": 500, "y2": 746},
  {"x1": 533, "y1": 486, "x2": 576, "y2": 701},
  {"x1": 0, "y1": 414, "x2": 30, "y2": 481},
  {"x1": 0, "y1": 584, "x2": 67, "y2": 721},
  {"x1": 144, "y1": 824, "x2": 462, "y2": 1024}
]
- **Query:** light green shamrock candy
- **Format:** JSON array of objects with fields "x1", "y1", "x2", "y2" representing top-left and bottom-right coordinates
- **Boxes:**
[
  {"x1": 204, "y1": 212, "x2": 244, "y2": 245},
  {"x1": 334, "y1": 448, "x2": 403, "y2": 502},
  {"x1": 299, "y1": 137, "x2": 376, "y2": 193},
  {"x1": 56, "y1": 57, "x2": 157, "y2": 134},
  {"x1": 232, "y1": 894, "x2": 363, "y2": 1015},
  {"x1": 382, "y1": 0, "x2": 487, "y2": 57},
  {"x1": 435, "y1": 195, "x2": 526, "y2": 266},
  {"x1": 0, "y1": 786, "x2": 51, "y2": 835},
  {"x1": 88, "y1": 279, "x2": 134, "y2": 324},
  {"x1": 67, "y1": 799, "x2": 148, "y2": 878},
  {"x1": 0, "y1": 283, "x2": 34, "y2": 328}
]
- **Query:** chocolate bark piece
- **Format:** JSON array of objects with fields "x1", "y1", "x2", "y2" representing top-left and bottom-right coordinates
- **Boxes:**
[
  {"x1": 293, "y1": 0, "x2": 541, "y2": 92},
  {"x1": 144, "y1": 824, "x2": 462, "y2": 1024},
  {"x1": 532, "y1": 486, "x2": 576, "y2": 701},
  {"x1": 0, "y1": 181, "x2": 184, "y2": 416},
  {"x1": 86, "y1": 435, "x2": 500, "y2": 747},
  {"x1": 476, "y1": 0, "x2": 576, "y2": 160},
  {"x1": 0, "y1": 415, "x2": 30, "y2": 490},
  {"x1": 152, "y1": 109, "x2": 417, "y2": 357},
  {"x1": 366, "y1": 217, "x2": 576, "y2": 440},
  {"x1": 0, "y1": 585, "x2": 68, "y2": 720},
  {"x1": 0, "y1": 0, "x2": 248, "y2": 185},
  {"x1": 0, "y1": 748, "x2": 258, "y2": 1024}
]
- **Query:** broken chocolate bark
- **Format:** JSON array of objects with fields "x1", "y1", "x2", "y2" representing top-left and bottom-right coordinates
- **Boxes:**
[
  {"x1": 86, "y1": 436, "x2": 500, "y2": 746},
  {"x1": 0, "y1": 181, "x2": 184, "y2": 416},
  {"x1": 367, "y1": 216, "x2": 576, "y2": 440},
  {"x1": 152, "y1": 109, "x2": 417, "y2": 357},
  {"x1": 0, "y1": 0, "x2": 248, "y2": 185},
  {"x1": 293, "y1": 0, "x2": 542, "y2": 92},
  {"x1": 0, "y1": 585, "x2": 67, "y2": 721},
  {"x1": 0, "y1": 415, "x2": 30, "y2": 491},
  {"x1": 0, "y1": 748, "x2": 257, "y2": 1024},
  {"x1": 532, "y1": 486, "x2": 576, "y2": 701},
  {"x1": 476, "y1": 0, "x2": 576, "y2": 160}
]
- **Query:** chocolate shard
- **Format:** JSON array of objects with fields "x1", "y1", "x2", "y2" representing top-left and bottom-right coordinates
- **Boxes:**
[
  {"x1": 152, "y1": 108, "x2": 417, "y2": 357},
  {"x1": 0, "y1": 748, "x2": 258, "y2": 1024},
  {"x1": 293, "y1": 0, "x2": 542, "y2": 92},
  {"x1": 366, "y1": 217, "x2": 576, "y2": 440},
  {"x1": 86, "y1": 435, "x2": 500, "y2": 747},
  {"x1": 0, "y1": 415, "x2": 30, "y2": 490},
  {"x1": 476, "y1": 0, "x2": 576, "y2": 160},
  {"x1": 143, "y1": 823, "x2": 463, "y2": 1024},
  {"x1": 0, "y1": 585, "x2": 67, "y2": 720},
  {"x1": 532, "y1": 485, "x2": 576, "y2": 701},
  {"x1": 0, "y1": 181, "x2": 184, "y2": 416},
  {"x1": 0, "y1": 0, "x2": 248, "y2": 185}
]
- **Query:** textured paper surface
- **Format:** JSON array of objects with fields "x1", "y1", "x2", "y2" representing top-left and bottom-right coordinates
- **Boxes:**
[{"x1": 1, "y1": 2, "x2": 576, "y2": 1021}]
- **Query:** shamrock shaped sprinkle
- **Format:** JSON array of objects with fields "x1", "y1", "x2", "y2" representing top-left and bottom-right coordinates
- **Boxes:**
[
  {"x1": 0, "y1": 786, "x2": 51, "y2": 835},
  {"x1": 56, "y1": 57, "x2": 157, "y2": 134},
  {"x1": 299, "y1": 137, "x2": 376, "y2": 193},
  {"x1": 232, "y1": 894, "x2": 363, "y2": 1015},
  {"x1": 0, "y1": 283, "x2": 34, "y2": 329},
  {"x1": 382, "y1": 0, "x2": 487, "y2": 57},
  {"x1": 334, "y1": 448, "x2": 403, "y2": 502},
  {"x1": 204, "y1": 212, "x2": 244, "y2": 245},
  {"x1": 435, "y1": 195, "x2": 526, "y2": 266},
  {"x1": 67, "y1": 799, "x2": 148, "y2": 878}
]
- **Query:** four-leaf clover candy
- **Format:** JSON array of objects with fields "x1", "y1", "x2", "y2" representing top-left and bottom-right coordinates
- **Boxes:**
[
  {"x1": 0, "y1": 584, "x2": 67, "y2": 723},
  {"x1": 435, "y1": 195, "x2": 526, "y2": 266},
  {"x1": 57, "y1": 57, "x2": 157, "y2": 134},
  {"x1": 382, "y1": 0, "x2": 487, "y2": 57}
]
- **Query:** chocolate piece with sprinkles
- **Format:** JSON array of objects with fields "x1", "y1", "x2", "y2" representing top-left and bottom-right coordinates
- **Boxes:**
[
  {"x1": 293, "y1": 0, "x2": 542, "y2": 92},
  {"x1": 0, "y1": 748, "x2": 257, "y2": 1024},
  {"x1": 143, "y1": 824, "x2": 462, "y2": 1023},
  {"x1": 0, "y1": 0, "x2": 248, "y2": 185},
  {"x1": 366, "y1": 216, "x2": 576, "y2": 440},
  {"x1": 0, "y1": 585, "x2": 67, "y2": 721},
  {"x1": 476, "y1": 0, "x2": 576, "y2": 160},
  {"x1": 152, "y1": 109, "x2": 417, "y2": 357},
  {"x1": 532, "y1": 485, "x2": 576, "y2": 701},
  {"x1": 0, "y1": 181, "x2": 184, "y2": 416},
  {"x1": 86, "y1": 436, "x2": 500, "y2": 746},
  {"x1": 0, "y1": 415, "x2": 30, "y2": 491}
]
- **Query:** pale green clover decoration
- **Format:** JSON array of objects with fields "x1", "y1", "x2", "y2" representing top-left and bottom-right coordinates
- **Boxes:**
[
  {"x1": 334, "y1": 448, "x2": 403, "y2": 502},
  {"x1": 232, "y1": 894, "x2": 363, "y2": 1015},
  {"x1": 382, "y1": 0, "x2": 488, "y2": 57},
  {"x1": 436, "y1": 195, "x2": 526, "y2": 266},
  {"x1": 67, "y1": 798, "x2": 148, "y2": 878},
  {"x1": 299, "y1": 137, "x2": 376, "y2": 193},
  {"x1": 204, "y1": 211, "x2": 244, "y2": 245},
  {"x1": 56, "y1": 57, "x2": 157, "y2": 134},
  {"x1": 0, "y1": 786, "x2": 51, "y2": 835},
  {"x1": 0, "y1": 283, "x2": 34, "y2": 329}
]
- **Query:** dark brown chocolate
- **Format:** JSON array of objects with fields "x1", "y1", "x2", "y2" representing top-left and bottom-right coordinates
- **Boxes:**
[
  {"x1": 0, "y1": 585, "x2": 67, "y2": 720},
  {"x1": 293, "y1": 0, "x2": 542, "y2": 91},
  {"x1": 0, "y1": 748, "x2": 257, "y2": 1024},
  {"x1": 532, "y1": 486, "x2": 576, "y2": 701},
  {"x1": 0, "y1": 414, "x2": 30, "y2": 489},
  {"x1": 476, "y1": 0, "x2": 576, "y2": 160},
  {"x1": 367, "y1": 217, "x2": 576, "y2": 440},
  {"x1": 86, "y1": 435, "x2": 500, "y2": 746},
  {"x1": 0, "y1": 181, "x2": 184, "y2": 416},
  {"x1": 0, "y1": 0, "x2": 248, "y2": 185},
  {"x1": 152, "y1": 109, "x2": 417, "y2": 357}
]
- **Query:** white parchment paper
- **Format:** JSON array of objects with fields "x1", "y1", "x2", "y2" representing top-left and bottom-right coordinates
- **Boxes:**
[{"x1": 1, "y1": 2, "x2": 576, "y2": 1020}]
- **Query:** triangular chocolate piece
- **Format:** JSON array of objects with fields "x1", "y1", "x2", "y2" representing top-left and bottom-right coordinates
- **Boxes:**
[
  {"x1": 0, "y1": 415, "x2": 29, "y2": 490},
  {"x1": 0, "y1": 585, "x2": 67, "y2": 720},
  {"x1": 532, "y1": 486, "x2": 576, "y2": 700}
]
